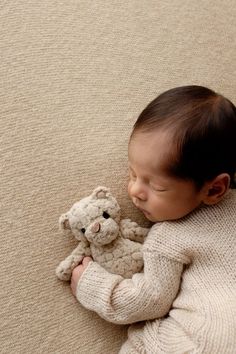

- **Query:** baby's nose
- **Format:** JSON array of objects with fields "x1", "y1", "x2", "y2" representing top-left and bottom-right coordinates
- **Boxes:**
[
  {"x1": 130, "y1": 182, "x2": 147, "y2": 201},
  {"x1": 91, "y1": 222, "x2": 101, "y2": 233}
]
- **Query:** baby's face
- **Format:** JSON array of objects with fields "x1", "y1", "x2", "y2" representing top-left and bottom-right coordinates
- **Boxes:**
[{"x1": 128, "y1": 130, "x2": 204, "y2": 222}]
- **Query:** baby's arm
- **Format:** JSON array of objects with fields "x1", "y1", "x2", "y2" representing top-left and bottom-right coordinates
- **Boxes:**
[
  {"x1": 75, "y1": 248, "x2": 184, "y2": 324},
  {"x1": 120, "y1": 218, "x2": 149, "y2": 243}
]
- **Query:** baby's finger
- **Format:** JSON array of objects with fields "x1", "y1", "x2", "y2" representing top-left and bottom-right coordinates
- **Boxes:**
[{"x1": 82, "y1": 256, "x2": 93, "y2": 266}]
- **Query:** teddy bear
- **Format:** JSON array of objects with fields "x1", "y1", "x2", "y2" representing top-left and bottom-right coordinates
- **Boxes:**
[{"x1": 56, "y1": 186, "x2": 149, "y2": 281}]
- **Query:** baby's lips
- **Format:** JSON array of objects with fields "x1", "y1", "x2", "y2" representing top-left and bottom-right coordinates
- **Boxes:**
[{"x1": 138, "y1": 207, "x2": 151, "y2": 216}]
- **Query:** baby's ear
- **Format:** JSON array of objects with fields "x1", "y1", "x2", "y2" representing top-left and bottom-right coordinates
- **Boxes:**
[
  {"x1": 202, "y1": 173, "x2": 230, "y2": 205},
  {"x1": 91, "y1": 186, "x2": 111, "y2": 200},
  {"x1": 59, "y1": 213, "x2": 71, "y2": 231}
]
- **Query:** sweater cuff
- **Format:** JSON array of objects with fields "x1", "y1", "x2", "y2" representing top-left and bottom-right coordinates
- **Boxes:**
[{"x1": 76, "y1": 261, "x2": 123, "y2": 311}]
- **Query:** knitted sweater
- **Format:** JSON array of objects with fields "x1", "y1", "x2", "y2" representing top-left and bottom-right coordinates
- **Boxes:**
[{"x1": 76, "y1": 190, "x2": 236, "y2": 354}]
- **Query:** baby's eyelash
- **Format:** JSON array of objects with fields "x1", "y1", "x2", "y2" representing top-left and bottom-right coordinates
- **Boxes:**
[{"x1": 150, "y1": 185, "x2": 166, "y2": 192}]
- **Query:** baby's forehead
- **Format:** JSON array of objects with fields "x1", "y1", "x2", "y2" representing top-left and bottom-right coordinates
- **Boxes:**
[
  {"x1": 128, "y1": 130, "x2": 177, "y2": 170},
  {"x1": 129, "y1": 128, "x2": 175, "y2": 149}
]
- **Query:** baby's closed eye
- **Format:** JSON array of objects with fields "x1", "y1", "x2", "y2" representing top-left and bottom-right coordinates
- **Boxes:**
[{"x1": 149, "y1": 183, "x2": 167, "y2": 192}]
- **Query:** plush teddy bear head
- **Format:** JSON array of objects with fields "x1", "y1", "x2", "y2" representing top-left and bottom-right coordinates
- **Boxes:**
[{"x1": 59, "y1": 186, "x2": 121, "y2": 246}]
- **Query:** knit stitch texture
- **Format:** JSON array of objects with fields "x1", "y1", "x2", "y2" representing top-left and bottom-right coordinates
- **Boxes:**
[{"x1": 77, "y1": 190, "x2": 236, "y2": 353}]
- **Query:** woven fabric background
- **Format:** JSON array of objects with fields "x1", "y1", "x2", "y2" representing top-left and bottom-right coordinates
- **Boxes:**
[{"x1": 1, "y1": 1, "x2": 236, "y2": 353}]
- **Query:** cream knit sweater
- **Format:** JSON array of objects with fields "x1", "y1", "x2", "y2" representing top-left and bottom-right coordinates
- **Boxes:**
[{"x1": 76, "y1": 190, "x2": 236, "y2": 354}]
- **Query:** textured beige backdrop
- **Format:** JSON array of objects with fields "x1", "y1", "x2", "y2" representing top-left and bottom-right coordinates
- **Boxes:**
[{"x1": 1, "y1": 1, "x2": 236, "y2": 353}]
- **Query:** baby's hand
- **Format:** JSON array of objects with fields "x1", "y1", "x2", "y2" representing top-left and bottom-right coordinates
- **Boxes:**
[{"x1": 71, "y1": 257, "x2": 93, "y2": 297}]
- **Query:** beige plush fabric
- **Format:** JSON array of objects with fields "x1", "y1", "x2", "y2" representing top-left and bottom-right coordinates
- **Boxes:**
[{"x1": 1, "y1": 1, "x2": 236, "y2": 353}]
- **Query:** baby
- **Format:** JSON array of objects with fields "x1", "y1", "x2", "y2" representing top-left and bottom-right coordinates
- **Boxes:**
[{"x1": 71, "y1": 85, "x2": 236, "y2": 353}]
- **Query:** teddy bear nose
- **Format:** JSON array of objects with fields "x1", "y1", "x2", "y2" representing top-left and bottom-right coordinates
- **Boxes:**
[{"x1": 91, "y1": 222, "x2": 101, "y2": 233}]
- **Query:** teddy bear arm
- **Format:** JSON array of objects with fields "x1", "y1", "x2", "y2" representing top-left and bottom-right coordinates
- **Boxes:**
[
  {"x1": 56, "y1": 242, "x2": 91, "y2": 281},
  {"x1": 120, "y1": 219, "x2": 149, "y2": 244}
]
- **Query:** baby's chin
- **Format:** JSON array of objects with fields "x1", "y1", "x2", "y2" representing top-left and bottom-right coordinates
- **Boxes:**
[
  {"x1": 138, "y1": 209, "x2": 159, "y2": 223},
  {"x1": 141, "y1": 209, "x2": 172, "y2": 222}
]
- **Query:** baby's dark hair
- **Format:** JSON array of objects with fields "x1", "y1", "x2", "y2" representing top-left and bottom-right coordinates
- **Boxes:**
[{"x1": 131, "y1": 85, "x2": 236, "y2": 189}]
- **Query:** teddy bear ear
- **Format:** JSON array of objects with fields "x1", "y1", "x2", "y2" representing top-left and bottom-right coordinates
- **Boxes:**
[
  {"x1": 91, "y1": 186, "x2": 111, "y2": 200},
  {"x1": 59, "y1": 214, "x2": 71, "y2": 231}
]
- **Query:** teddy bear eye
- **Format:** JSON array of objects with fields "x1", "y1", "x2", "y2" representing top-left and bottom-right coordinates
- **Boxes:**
[
  {"x1": 103, "y1": 211, "x2": 110, "y2": 219},
  {"x1": 81, "y1": 228, "x2": 86, "y2": 234}
]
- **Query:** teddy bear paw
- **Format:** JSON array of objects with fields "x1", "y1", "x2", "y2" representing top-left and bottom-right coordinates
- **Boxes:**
[{"x1": 56, "y1": 263, "x2": 72, "y2": 281}]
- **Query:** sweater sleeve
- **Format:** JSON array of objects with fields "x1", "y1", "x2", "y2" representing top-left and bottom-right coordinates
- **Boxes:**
[{"x1": 76, "y1": 243, "x2": 184, "y2": 325}]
